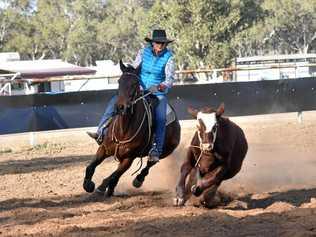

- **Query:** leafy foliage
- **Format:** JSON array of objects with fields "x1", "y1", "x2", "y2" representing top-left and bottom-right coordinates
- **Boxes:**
[{"x1": 1, "y1": 0, "x2": 315, "y2": 68}]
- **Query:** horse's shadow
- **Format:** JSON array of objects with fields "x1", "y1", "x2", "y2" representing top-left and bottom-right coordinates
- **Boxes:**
[
  {"x1": 221, "y1": 188, "x2": 316, "y2": 210},
  {"x1": 0, "y1": 190, "x2": 169, "y2": 226},
  {"x1": 0, "y1": 189, "x2": 169, "y2": 212},
  {"x1": 2, "y1": 188, "x2": 316, "y2": 230}
]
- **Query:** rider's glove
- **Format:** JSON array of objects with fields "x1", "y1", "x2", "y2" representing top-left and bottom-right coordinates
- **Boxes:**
[{"x1": 158, "y1": 83, "x2": 167, "y2": 92}]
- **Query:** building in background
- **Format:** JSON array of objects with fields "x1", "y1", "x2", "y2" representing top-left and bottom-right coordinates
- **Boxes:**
[
  {"x1": 0, "y1": 53, "x2": 96, "y2": 95},
  {"x1": 234, "y1": 54, "x2": 316, "y2": 81},
  {"x1": 63, "y1": 60, "x2": 121, "y2": 92}
]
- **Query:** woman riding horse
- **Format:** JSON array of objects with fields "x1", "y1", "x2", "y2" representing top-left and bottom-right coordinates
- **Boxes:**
[
  {"x1": 83, "y1": 61, "x2": 180, "y2": 196},
  {"x1": 87, "y1": 29, "x2": 175, "y2": 163}
]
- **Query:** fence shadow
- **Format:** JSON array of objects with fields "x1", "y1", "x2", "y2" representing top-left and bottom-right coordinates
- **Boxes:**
[
  {"x1": 235, "y1": 188, "x2": 316, "y2": 209},
  {"x1": 0, "y1": 154, "x2": 103, "y2": 175}
]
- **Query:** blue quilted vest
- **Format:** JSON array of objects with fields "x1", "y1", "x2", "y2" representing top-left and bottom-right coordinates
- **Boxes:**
[{"x1": 140, "y1": 45, "x2": 172, "y2": 95}]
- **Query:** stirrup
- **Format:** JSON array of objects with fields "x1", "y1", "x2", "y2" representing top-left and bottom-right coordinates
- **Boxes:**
[
  {"x1": 148, "y1": 145, "x2": 160, "y2": 163},
  {"x1": 96, "y1": 117, "x2": 113, "y2": 145},
  {"x1": 102, "y1": 117, "x2": 113, "y2": 129},
  {"x1": 96, "y1": 134, "x2": 103, "y2": 145}
]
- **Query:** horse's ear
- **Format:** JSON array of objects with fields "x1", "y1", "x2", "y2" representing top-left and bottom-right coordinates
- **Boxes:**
[
  {"x1": 119, "y1": 59, "x2": 127, "y2": 73},
  {"x1": 216, "y1": 103, "x2": 225, "y2": 116},
  {"x1": 188, "y1": 106, "x2": 198, "y2": 118},
  {"x1": 135, "y1": 63, "x2": 142, "y2": 76}
]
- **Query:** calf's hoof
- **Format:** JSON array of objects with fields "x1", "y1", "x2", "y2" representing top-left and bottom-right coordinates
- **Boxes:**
[
  {"x1": 83, "y1": 179, "x2": 95, "y2": 193},
  {"x1": 173, "y1": 197, "x2": 185, "y2": 206}
]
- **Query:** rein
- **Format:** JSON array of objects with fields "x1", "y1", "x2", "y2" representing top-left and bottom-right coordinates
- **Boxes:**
[
  {"x1": 111, "y1": 71, "x2": 153, "y2": 173},
  {"x1": 111, "y1": 95, "x2": 152, "y2": 162},
  {"x1": 132, "y1": 91, "x2": 152, "y2": 105}
]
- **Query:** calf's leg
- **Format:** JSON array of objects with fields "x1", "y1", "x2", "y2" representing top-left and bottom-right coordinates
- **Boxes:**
[
  {"x1": 174, "y1": 151, "x2": 194, "y2": 206},
  {"x1": 191, "y1": 165, "x2": 225, "y2": 197}
]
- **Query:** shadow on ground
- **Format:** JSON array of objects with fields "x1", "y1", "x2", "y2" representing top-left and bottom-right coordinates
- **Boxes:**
[{"x1": 0, "y1": 154, "x2": 113, "y2": 175}]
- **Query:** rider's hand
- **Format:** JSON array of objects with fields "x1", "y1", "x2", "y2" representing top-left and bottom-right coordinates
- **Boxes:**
[
  {"x1": 158, "y1": 83, "x2": 167, "y2": 92},
  {"x1": 148, "y1": 85, "x2": 159, "y2": 93}
]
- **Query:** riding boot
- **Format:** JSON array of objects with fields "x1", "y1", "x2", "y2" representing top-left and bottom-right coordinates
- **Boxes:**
[
  {"x1": 148, "y1": 142, "x2": 160, "y2": 163},
  {"x1": 87, "y1": 117, "x2": 113, "y2": 145}
]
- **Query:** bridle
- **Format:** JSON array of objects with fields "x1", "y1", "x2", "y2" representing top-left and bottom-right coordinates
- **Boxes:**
[
  {"x1": 111, "y1": 72, "x2": 153, "y2": 160},
  {"x1": 117, "y1": 72, "x2": 152, "y2": 111}
]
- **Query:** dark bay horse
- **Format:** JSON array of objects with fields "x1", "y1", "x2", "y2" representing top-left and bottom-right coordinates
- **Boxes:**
[
  {"x1": 83, "y1": 60, "x2": 181, "y2": 196},
  {"x1": 174, "y1": 104, "x2": 248, "y2": 208}
]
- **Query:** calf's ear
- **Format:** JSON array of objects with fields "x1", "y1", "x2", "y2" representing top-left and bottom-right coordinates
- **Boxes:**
[
  {"x1": 188, "y1": 106, "x2": 198, "y2": 118},
  {"x1": 216, "y1": 103, "x2": 225, "y2": 116}
]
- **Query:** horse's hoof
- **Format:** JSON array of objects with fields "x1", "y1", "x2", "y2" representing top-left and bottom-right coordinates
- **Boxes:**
[
  {"x1": 132, "y1": 177, "x2": 143, "y2": 188},
  {"x1": 173, "y1": 197, "x2": 185, "y2": 206},
  {"x1": 83, "y1": 179, "x2": 95, "y2": 193},
  {"x1": 106, "y1": 188, "x2": 114, "y2": 197},
  {"x1": 95, "y1": 188, "x2": 105, "y2": 196}
]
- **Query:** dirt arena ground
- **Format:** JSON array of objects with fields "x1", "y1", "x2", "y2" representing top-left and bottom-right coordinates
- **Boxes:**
[{"x1": 1, "y1": 111, "x2": 316, "y2": 237}]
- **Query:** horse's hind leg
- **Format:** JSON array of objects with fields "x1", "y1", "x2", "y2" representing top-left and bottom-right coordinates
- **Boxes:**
[
  {"x1": 83, "y1": 146, "x2": 109, "y2": 193},
  {"x1": 96, "y1": 158, "x2": 133, "y2": 196},
  {"x1": 132, "y1": 161, "x2": 156, "y2": 188}
]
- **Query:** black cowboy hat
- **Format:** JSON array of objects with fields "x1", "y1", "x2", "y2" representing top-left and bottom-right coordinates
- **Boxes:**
[{"x1": 144, "y1": 29, "x2": 174, "y2": 43}]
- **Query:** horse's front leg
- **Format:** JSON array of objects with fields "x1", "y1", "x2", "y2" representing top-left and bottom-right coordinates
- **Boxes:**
[
  {"x1": 191, "y1": 165, "x2": 226, "y2": 207},
  {"x1": 83, "y1": 146, "x2": 109, "y2": 193},
  {"x1": 96, "y1": 158, "x2": 133, "y2": 197},
  {"x1": 132, "y1": 160, "x2": 157, "y2": 188}
]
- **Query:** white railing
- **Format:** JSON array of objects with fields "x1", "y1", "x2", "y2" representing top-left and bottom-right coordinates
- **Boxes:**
[
  {"x1": 1, "y1": 63, "x2": 316, "y2": 95},
  {"x1": 0, "y1": 72, "x2": 21, "y2": 95}
]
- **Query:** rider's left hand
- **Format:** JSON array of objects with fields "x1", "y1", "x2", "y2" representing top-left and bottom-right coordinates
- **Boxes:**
[{"x1": 158, "y1": 83, "x2": 167, "y2": 92}]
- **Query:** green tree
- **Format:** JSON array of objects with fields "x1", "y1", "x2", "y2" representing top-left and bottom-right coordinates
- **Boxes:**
[
  {"x1": 0, "y1": 0, "x2": 34, "y2": 56},
  {"x1": 30, "y1": 0, "x2": 70, "y2": 59},
  {"x1": 145, "y1": 0, "x2": 265, "y2": 68},
  {"x1": 263, "y1": 0, "x2": 316, "y2": 54},
  {"x1": 96, "y1": 0, "x2": 147, "y2": 63},
  {"x1": 64, "y1": 0, "x2": 107, "y2": 65}
]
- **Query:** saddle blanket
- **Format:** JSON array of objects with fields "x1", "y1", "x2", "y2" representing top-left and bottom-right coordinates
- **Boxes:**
[{"x1": 166, "y1": 104, "x2": 176, "y2": 126}]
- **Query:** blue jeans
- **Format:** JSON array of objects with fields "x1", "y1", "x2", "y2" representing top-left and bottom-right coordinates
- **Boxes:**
[
  {"x1": 97, "y1": 95, "x2": 117, "y2": 136},
  {"x1": 154, "y1": 95, "x2": 167, "y2": 155}
]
